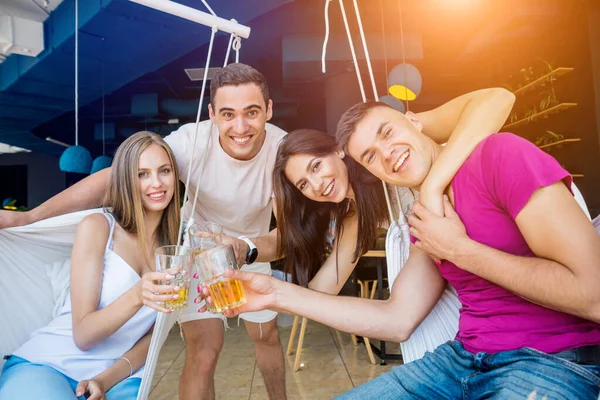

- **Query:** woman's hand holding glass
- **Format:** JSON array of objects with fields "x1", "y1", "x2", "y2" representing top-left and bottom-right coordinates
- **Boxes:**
[
  {"x1": 134, "y1": 269, "x2": 181, "y2": 313},
  {"x1": 199, "y1": 269, "x2": 277, "y2": 317}
]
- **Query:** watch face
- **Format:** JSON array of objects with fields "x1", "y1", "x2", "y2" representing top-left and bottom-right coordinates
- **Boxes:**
[{"x1": 247, "y1": 248, "x2": 258, "y2": 264}]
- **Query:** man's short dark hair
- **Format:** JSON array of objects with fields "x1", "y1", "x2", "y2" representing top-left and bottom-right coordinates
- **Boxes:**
[
  {"x1": 210, "y1": 63, "x2": 270, "y2": 108},
  {"x1": 335, "y1": 101, "x2": 393, "y2": 152}
]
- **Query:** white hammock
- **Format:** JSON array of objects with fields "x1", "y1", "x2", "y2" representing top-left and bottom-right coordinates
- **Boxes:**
[
  {"x1": 0, "y1": 208, "x2": 103, "y2": 370},
  {"x1": 383, "y1": 186, "x2": 461, "y2": 363}
]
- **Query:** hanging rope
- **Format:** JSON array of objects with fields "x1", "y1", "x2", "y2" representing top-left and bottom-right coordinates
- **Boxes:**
[
  {"x1": 338, "y1": 0, "x2": 367, "y2": 102},
  {"x1": 233, "y1": 36, "x2": 241, "y2": 63},
  {"x1": 380, "y1": 0, "x2": 390, "y2": 89},
  {"x1": 352, "y1": 0, "x2": 378, "y2": 101},
  {"x1": 200, "y1": 0, "x2": 216, "y2": 16},
  {"x1": 398, "y1": 0, "x2": 408, "y2": 112},
  {"x1": 142, "y1": 21, "x2": 225, "y2": 400},
  {"x1": 223, "y1": 20, "x2": 238, "y2": 67},
  {"x1": 339, "y1": 0, "x2": 394, "y2": 221},
  {"x1": 176, "y1": 25, "x2": 219, "y2": 246},
  {"x1": 321, "y1": 0, "x2": 332, "y2": 73}
]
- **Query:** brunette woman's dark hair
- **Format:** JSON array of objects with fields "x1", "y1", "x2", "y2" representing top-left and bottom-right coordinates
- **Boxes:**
[{"x1": 273, "y1": 129, "x2": 389, "y2": 287}]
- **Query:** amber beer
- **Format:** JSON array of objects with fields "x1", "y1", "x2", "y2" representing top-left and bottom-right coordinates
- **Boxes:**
[
  {"x1": 206, "y1": 274, "x2": 246, "y2": 312},
  {"x1": 163, "y1": 280, "x2": 190, "y2": 310},
  {"x1": 193, "y1": 247, "x2": 219, "y2": 313},
  {"x1": 155, "y1": 245, "x2": 193, "y2": 312},
  {"x1": 195, "y1": 244, "x2": 247, "y2": 312}
]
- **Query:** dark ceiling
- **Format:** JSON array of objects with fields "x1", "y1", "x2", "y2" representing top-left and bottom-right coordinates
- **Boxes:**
[{"x1": 0, "y1": 0, "x2": 588, "y2": 157}]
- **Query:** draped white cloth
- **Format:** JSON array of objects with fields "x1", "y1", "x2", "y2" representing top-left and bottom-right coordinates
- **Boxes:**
[{"x1": 0, "y1": 209, "x2": 102, "y2": 371}]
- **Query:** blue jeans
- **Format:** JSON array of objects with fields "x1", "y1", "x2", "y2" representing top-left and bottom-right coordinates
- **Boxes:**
[
  {"x1": 336, "y1": 341, "x2": 600, "y2": 400},
  {"x1": 0, "y1": 356, "x2": 141, "y2": 400}
]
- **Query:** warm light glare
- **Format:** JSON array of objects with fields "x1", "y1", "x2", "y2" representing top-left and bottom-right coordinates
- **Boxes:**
[{"x1": 389, "y1": 85, "x2": 417, "y2": 101}]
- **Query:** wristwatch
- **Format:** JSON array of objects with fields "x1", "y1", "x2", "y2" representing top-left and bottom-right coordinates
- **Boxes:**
[{"x1": 238, "y1": 236, "x2": 258, "y2": 265}]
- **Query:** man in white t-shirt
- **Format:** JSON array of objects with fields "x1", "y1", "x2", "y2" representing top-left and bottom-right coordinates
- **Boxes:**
[
  {"x1": 0, "y1": 64, "x2": 288, "y2": 400},
  {"x1": 164, "y1": 64, "x2": 287, "y2": 400}
]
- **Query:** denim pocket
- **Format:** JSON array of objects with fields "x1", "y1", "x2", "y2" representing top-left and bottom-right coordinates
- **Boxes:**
[{"x1": 523, "y1": 347, "x2": 600, "y2": 387}]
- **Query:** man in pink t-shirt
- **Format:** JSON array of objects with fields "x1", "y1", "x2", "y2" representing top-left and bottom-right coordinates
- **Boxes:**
[{"x1": 333, "y1": 101, "x2": 600, "y2": 399}]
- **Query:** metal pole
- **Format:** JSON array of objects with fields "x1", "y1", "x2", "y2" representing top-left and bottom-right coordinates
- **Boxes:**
[{"x1": 129, "y1": 0, "x2": 251, "y2": 38}]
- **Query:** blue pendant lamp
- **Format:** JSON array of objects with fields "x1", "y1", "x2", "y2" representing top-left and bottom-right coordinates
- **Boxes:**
[
  {"x1": 90, "y1": 64, "x2": 112, "y2": 174},
  {"x1": 387, "y1": 63, "x2": 422, "y2": 102},
  {"x1": 379, "y1": 95, "x2": 406, "y2": 113},
  {"x1": 59, "y1": 0, "x2": 92, "y2": 174}
]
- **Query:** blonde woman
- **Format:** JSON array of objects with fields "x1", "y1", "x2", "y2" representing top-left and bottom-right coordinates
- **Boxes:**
[{"x1": 0, "y1": 132, "x2": 181, "y2": 400}]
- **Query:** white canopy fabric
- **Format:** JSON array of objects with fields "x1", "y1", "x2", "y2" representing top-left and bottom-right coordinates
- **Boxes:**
[{"x1": 0, "y1": 209, "x2": 102, "y2": 371}]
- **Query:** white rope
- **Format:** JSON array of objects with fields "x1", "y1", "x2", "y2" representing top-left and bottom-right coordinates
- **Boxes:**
[
  {"x1": 338, "y1": 0, "x2": 366, "y2": 102},
  {"x1": 223, "y1": 20, "x2": 237, "y2": 67},
  {"x1": 140, "y1": 23, "x2": 220, "y2": 400},
  {"x1": 382, "y1": 182, "x2": 395, "y2": 224},
  {"x1": 398, "y1": 0, "x2": 408, "y2": 112},
  {"x1": 200, "y1": 0, "x2": 216, "y2": 16},
  {"x1": 352, "y1": 0, "x2": 378, "y2": 101},
  {"x1": 233, "y1": 36, "x2": 241, "y2": 63},
  {"x1": 176, "y1": 25, "x2": 218, "y2": 246},
  {"x1": 321, "y1": 0, "x2": 332, "y2": 73},
  {"x1": 74, "y1": 0, "x2": 79, "y2": 146},
  {"x1": 189, "y1": 122, "x2": 212, "y2": 224},
  {"x1": 347, "y1": 0, "x2": 396, "y2": 219},
  {"x1": 188, "y1": 28, "x2": 219, "y2": 223},
  {"x1": 380, "y1": 0, "x2": 390, "y2": 89}
]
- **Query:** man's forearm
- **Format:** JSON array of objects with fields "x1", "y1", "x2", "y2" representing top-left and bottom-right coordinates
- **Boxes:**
[
  {"x1": 29, "y1": 168, "x2": 110, "y2": 223},
  {"x1": 254, "y1": 228, "x2": 281, "y2": 263},
  {"x1": 451, "y1": 238, "x2": 600, "y2": 322},
  {"x1": 275, "y1": 280, "x2": 410, "y2": 342}
]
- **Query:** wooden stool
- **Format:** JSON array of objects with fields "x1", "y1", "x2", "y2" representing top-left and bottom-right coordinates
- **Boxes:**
[
  {"x1": 355, "y1": 279, "x2": 379, "y2": 365},
  {"x1": 286, "y1": 300, "x2": 378, "y2": 370},
  {"x1": 286, "y1": 250, "x2": 387, "y2": 370}
]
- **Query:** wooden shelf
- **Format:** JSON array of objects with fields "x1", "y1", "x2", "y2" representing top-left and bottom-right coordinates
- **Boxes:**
[
  {"x1": 572, "y1": 174, "x2": 584, "y2": 178},
  {"x1": 504, "y1": 103, "x2": 577, "y2": 129},
  {"x1": 513, "y1": 67, "x2": 574, "y2": 96},
  {"x1": 538, "y1": 138, "x2": 581, "y2": 150}
]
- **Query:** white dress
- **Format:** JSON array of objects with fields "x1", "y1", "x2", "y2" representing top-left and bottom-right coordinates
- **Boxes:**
[{"x1": 12, "y1": 213, "x2": 157, "y2": 381}]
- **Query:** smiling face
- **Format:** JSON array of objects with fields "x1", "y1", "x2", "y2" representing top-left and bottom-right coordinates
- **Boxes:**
[
  {"x1": 137, "y1": 143, "x2": 176, "y2": 214},
  {"x1": 284, "y1": 151, "x2": 350, "y2": 204},
  {"x1": 346, "y1": 106, "x2": 433, "y2": 188},
  {"x1": 208, "y1": 83, "x2": 273, "y2": 161}
]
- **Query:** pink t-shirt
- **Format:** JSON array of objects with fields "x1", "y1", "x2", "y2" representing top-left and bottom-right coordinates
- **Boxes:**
[{"x1": 430, "y1": 133, "x2": 600, "y2": 354}]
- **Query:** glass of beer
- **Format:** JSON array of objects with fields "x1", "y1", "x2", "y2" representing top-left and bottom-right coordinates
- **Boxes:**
[
  {"x1": 195, "y1": 244, "x2": 246, "y2": 313},
  {"x1": 189, "y1": 222, "x2": 223, "y2": 312},
  {"x1": 155, "y1": 245, "x2": 193, "y2": 311}
]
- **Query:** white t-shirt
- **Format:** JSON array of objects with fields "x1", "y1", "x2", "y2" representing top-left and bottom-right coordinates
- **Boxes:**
[{"x1": 165, "y1": 121, "x2": 287, "y2": 239}]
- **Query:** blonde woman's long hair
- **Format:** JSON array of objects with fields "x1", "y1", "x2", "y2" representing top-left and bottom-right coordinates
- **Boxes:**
[{"x1": 103, "y1": 131, "x2": 181, "y2": 264}]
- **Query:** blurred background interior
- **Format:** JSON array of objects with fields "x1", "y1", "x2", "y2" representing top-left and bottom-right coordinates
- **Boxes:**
[
  {"x1": 1, "y1": 0, "x2": 599, "y2": 216},
  {"x1": 3, "y1": 1, "x2": 600, "y2": 398}
]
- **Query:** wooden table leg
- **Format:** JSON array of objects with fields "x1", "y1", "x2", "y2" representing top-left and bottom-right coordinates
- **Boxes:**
[{"x1": 286, "y1": 315, "x2": 299, "y2": 356}]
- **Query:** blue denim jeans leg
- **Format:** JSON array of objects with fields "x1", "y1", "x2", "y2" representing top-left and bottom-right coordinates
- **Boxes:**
[{"x1": 335, "y1": 341, "x2": 600, "y2": 400}]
